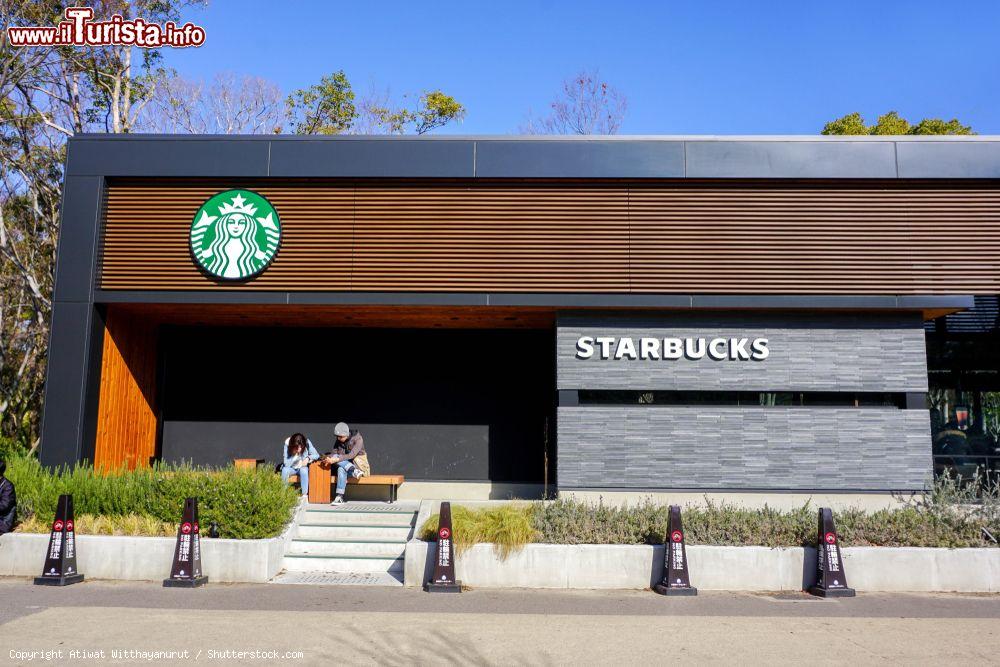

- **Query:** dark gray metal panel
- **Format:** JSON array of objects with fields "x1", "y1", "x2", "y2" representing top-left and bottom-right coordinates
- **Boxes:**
[
  {"x1": 690, "y1": 295, "x2": 901, "y2": 310},
  {"x1": 67, "y1": 138, "x2": 270, "y2": 177},
  {"x1": 78, "y1": 306, "x2": 107, "y2": 465},
  {"x1": 288, "y1": 292, "x2": 488, "y2": 306},
  {"x1": 685, "y1": 141, "x2": 898, "y2": 178},
  {"x1": 52, "y1": 176, "x2": 102, "y2": 304},
  {"x1": 558, "y1": 390, "x2": 579, "y2": 406},
  {"x1": 905, "y1": 392, "x2": 927, "y2": 410},
  {"x1": 96, "y1": 290, "x2": 290, "y2": 305},
  {"x1": 488, "y1": 293, "x2": 693, "y2": 308},
  {"x1": 557, "y1": 406, "x2": 931, "y2": 491},
  {"x1": 161, "y1": 421, "x2": 491, "y2": 480},
  {"x1": 557, "y1": 312, "x2": 929, "y2": 392},
  {"x1": 897, "y1": 295, "x2": 975, "y2": 311},
  {"x1": 39, "y1": 302, "x2": 102, "y2": 468},
  {"x1": 474, "y1": 140, "x2": 685, "y2": 178},
  {"x1": 94, "y1": 290, "x2": 969, "y2": 312},
  {"x1": 268, "y1": 139, "x2": 475, "y2": 177},
  {"x1": 896, "y1": 142, "x2": 1000, "y2": 178}
]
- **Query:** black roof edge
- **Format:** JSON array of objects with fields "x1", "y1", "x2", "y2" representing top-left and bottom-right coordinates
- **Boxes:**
[{"x1": 64, "y1": 134, "x2": 1000, "y2": 180}]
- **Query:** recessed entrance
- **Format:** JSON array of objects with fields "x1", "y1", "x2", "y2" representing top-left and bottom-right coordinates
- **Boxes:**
[{"x1": 91, "y1": 304, "x2": 557, "y2": 489}]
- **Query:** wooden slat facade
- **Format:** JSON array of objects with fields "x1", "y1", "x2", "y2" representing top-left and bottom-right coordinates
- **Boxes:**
[
  {"x1": 100, "y1": 182, "x2": 1000, "y2": 294},
  {"x1": 94, "y1": 307, "x2": 159, "y2": 470},
  {"x1": 106, "y1": 303, "x2": 556, "y2": 329}
]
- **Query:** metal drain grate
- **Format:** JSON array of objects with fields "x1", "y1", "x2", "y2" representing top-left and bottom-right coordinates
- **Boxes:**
[
  {"x1": 269, "y1": 571, "x2": 404, "y2": 587},
  {"x1": 304, "y1": 502, "x2": 419, "y2": 514},
  {"x1": 757, "y1": 591, "x2": 819, "y2": 601}
]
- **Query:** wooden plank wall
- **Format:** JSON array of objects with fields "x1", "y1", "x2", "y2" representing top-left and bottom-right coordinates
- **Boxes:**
[
  {"x1": 94, "y1": 307, "x2": 159, "y2": 470},
  {"x1": 100, "y1": 182, "x2": 1000, "y2": 294}
]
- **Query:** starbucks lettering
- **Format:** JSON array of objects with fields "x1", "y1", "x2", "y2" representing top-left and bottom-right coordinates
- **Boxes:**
[{"x1": 576, "y1": 336, "x2": 769, "y2": 361}]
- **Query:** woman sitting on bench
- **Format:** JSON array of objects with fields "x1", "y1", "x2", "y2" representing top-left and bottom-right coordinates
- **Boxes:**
[
  {"x1": 323, "y1": 422, "x2": 369, "y2": 505},
  {"x1": 281, "y1": 433, "x2": 320, "y2": 499}
]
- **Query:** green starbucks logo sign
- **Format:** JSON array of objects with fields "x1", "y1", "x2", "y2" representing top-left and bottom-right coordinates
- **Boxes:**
[{"x1": 190, "y1": 189, "x2": 281, "y2": 280}]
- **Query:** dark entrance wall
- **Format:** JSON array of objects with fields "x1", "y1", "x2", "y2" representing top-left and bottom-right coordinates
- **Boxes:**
[{"x1": 159, "y1": 326, "x2": 554, "y2": 482}]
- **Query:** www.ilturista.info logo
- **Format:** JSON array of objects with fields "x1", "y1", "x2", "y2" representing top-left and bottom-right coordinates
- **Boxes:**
[{"x1": 7, "y1": 7, "x2": 205, "y2": 48}]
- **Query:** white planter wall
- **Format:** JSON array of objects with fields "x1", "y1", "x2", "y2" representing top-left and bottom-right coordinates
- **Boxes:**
[{"x1": 406, "y1": 541, "x2": 1000, "y2": 593}]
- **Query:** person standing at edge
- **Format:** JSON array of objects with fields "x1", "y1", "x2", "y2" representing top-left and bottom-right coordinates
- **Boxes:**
[
  {"x1": 0, "y1": 460, "x2": 16, "y2": 535},
  {"x1": 323, "y1": 422, "x2": 369, "y2": 505}
]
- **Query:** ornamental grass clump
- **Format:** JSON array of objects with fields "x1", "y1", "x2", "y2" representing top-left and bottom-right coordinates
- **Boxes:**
[
  {"x1": 16, "y1": 513, "x2": 175, "y2": 537},
  {"x1": 420, "y1": 504, "x2": 539, "y2": 559}
]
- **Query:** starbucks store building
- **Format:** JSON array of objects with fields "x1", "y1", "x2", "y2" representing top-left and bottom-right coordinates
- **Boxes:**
[{"x1": 39, "y1": 135, "x2": 1000, "y2": 505}]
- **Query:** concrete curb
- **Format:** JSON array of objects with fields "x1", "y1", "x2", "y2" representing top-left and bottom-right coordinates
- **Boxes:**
[{"x1": 404, "y1": 542, "x2": 1000, "y2": 592}]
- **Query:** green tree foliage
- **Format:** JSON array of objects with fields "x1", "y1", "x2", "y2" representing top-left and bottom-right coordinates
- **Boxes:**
[
  {"x1": 911, "y1": 117, "x2": 975, "y2": 135},
  {"x1": 823, "y1": 111, "x2": 975, "y2": 135},
  {"x1": 870, "y1": 111, "x2": 910, "y2": 135},
  {"x1": 285, "y1": 70, "x2": 356, "y2": 135},
  {"x1": 411, "y1": 90, "x2": 466, "y2": 135},
  {"x1": 288, "y1": 76, "x2": 465, "y2": 135},
  {"x1": 821, "y1": 112, "x2": 868, "y2": 135},
  {"x1": 1, "y1": 0, "x2": 205, "y2": 451},
  {"x1": 0, "y1": 1, "x2": 464, "y2": 450}
]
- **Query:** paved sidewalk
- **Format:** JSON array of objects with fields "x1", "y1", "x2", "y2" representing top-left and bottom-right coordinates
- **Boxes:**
[{"x1": 1, "y1": 579, "x2": 998, "y2": 665}]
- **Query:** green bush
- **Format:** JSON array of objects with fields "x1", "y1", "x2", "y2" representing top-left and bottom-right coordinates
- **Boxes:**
[
  {"x1": 4, "y1": 455, "x2": 298, "y2": 539},
  {"x1": 0, "y1": 435, "x2": 28, "y2": 461}
]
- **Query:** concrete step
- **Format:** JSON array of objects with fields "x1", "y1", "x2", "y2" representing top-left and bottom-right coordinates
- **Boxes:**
[
  {"x1": 300, "y1": 509, "x2": 417, "y2": 526},
  {"x1": 282, "y1": 554, "x2": 404, "y2": 574},
  {"x1": 295, "y1": 523, "x2": 415, "y2": 541},
  {"x1": 287, "y1": 539, "x2": 407, "y2": 559}
]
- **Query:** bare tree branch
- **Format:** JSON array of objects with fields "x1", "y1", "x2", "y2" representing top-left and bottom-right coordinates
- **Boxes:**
[{"x1": 521, "y1": 69, "x2": 627, "y2": 135}]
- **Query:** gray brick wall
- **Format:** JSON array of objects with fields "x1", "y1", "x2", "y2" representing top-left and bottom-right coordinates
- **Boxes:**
[
  {"x1": 557, "y1": 406, "x2": 932, "y2": 491},
  {"x1": 557, "y1": 312, "x2": 928, "y2": 392}
]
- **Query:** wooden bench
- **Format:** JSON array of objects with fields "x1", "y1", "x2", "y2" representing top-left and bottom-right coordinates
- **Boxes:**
[{"x1": 287, "y1": 462, "x2": 404, "y2": 504}]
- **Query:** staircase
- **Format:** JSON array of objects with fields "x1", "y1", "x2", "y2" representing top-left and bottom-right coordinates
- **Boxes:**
[{"x1": 270, "y1": 501, "x2": 419, "y2": 586}]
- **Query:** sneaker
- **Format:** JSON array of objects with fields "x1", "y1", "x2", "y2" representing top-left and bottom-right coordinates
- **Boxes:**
[
  {"x1": 352, "y1": 468, "x2": 364, "y2": 479},
  {"x1": 298, "y1": 495, "x2": 308, "y2": 504},
  {"x1": 331, "y1": 495, "x2": 345, "y2": 505}
]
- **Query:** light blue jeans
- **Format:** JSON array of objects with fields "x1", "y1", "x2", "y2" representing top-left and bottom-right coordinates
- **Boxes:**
[
  {"x1": 281, "y1": 465, "x2": 309, "y2": 495},
  {"x1": 335, "y1": 460, "x2": 357, "y2": 495}
]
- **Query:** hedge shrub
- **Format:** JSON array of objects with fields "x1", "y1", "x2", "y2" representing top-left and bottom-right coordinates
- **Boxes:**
[
  {"x1": 533, "y1": 500, "x2": 998, "y2": 548},
  {"x1": 422, "y1": 473, "x2": 1000, "y2": 551},
  {"x1": 5, "y1": 456, "x2": 298, "y2": 539}
]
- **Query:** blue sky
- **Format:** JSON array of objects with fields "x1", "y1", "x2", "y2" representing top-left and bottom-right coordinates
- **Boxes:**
[{"x1": 162, "y1": 1, "x2": 1000, "y2": 134}]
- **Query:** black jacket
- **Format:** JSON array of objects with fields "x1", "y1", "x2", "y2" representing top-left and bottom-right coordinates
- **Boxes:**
[{"x1": 0, "y1": 477, "x2": 15, "y2": 534}]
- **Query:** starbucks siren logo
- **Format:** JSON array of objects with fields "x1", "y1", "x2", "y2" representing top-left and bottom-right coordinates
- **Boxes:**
[{"x1": 190, "y1": 189, "x2": 280, "y2": 280}]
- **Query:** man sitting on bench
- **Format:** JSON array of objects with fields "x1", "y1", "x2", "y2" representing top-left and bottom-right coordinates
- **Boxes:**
[{"x1": 323, "y1": 422, "x2": 369, "y2": 505}]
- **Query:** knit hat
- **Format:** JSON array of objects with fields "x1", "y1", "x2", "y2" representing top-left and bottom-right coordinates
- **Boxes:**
[{"x1": 333, "y1": 422, "x2": 350, "y2": 437}]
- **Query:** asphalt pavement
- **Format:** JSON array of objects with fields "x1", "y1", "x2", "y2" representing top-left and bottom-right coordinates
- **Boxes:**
[{"x1": 1, "y1": 578, "x2": 998, "y2": 665}]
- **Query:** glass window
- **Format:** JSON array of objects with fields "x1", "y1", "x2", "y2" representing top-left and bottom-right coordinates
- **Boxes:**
[{"x1": 926, "y1": 298, "x2": 1000, "y2": 484}]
